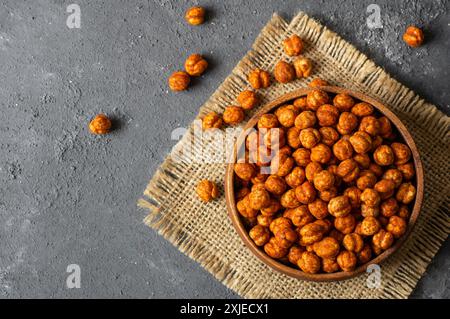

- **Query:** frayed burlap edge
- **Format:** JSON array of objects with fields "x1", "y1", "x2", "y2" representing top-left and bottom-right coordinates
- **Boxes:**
[{"x1": 138, "y1": 12, "x2": 450, "y2": 299}]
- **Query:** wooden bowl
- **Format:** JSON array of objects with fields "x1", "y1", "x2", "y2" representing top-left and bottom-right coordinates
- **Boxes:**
[{"x1": 225, "y1": 86, "x2": 424, "y2": 281}]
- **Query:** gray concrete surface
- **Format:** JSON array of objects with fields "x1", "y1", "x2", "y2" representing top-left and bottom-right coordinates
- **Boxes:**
[{"x1": 0, "y1": 0, "x2": 448, "y2": 298}]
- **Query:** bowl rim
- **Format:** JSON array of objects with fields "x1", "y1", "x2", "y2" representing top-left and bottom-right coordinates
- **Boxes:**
[{"x1": 224, "y1": 86, "x2": 424, "y2": 282}]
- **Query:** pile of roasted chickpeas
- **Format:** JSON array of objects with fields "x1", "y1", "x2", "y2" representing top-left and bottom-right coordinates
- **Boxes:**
[{"x1": 232, "y1": 87, "x2": 417, "y2": 274}]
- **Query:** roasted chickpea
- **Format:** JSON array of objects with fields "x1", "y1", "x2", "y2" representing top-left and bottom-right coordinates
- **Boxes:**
[
  {"x1": 397, "y1": 205, "x2": 410, "y2": 219},
  {"x1": 274, "y1": 60, "x2": 296, "y2": 83},
  {"x1": 237, "y1": 195, "x2": 257, "y2": 218},
  {"x1": 196, "y1": 180, "x2": 219, "y2": 202},
  {"x1": 283, "y1": 34, "x2": 304, "y2": 56},
  {"x1": 305, "y1": 162, "x2": 322, "y2": 182},
  {"x1": 309, "y1": 78, "x2": 329, "y2": 88},
  {"x1": 287, "y1": 127, "x2": 302, "y2": 148},
  {"x1": 361, "y1": 204, "x2": 380, "y2": 218},
  {"x1": 269, "y1": 217, "x2": 292, "y2": 234},
  {"x1": 383, "y1": 169, "x2": 403, "y2": 188},
  {"x1": 270, "y1": 152, "x2": 294, "y2": 176},
  {"x1": 337, "y1": 112, "x2": 358, "y2": 135},
  {"x1": 299, "y1": 222, "x2": 325, "y2": 246},
  {"x1": 299, "y1": 128, "x2": 321, "y2": 149},
  {"x1": 334, "y1": 214, "x2": 356, "y2": 234},
  {"x1": 397, "y1": 163, "x2": 415, "y2": 180},
  {"x1": 258, "y1": 114, "x2": 279, "y2": 129},
  {"x1": 293, "y1": 57, "x2": 313, "y2": 78},
  {"x1": 319, "y1": 186, "x2": 338, "y2": 202},
  {"x1": 344, "y1": 187, "x2": 362, "y2": 209},
  {"x1": 316, "y1": 104, "x2": 339, "y2": 126},
  {"x1": 356, "y1": 170, "x2": 377, "y2": 190},
  {"x1": 333, "y1": 93, "x2": 355, "y2": 112},
  {"x1": 293, "y1": 96, "x2": 307, "y2": 111},
  {"x1": 403, "y1": 26, "x2": 424, "y2": 47},
  {"x1": 313, "y1": 237, "x2": 340, "y2": 258},
  {"x1": 264, "y1": 237, "x2": 288, "y2": 259},
  {"x1": 298, "y1": 251, "x2": 321, "y2": 273},
  {"x1": 251, "y1": 172, "x2": 268, "y2": 185},
  {"x1": 373, "y1": 145, "x2": 395, "y2": 166},
  {"x1": 257, "y1": 214, "x2": 274, "y2": 227},
  {"x1": 265, "y1": 175, "x2": 287, "y2": 196},
  {"x1": 333, "y1": 138, "x2": 354, "y2": 161},
  {"x1": 168, "y1": 71, "x2": 190, "y2": 91},
  {"x1": 89, "y1": 114, "x2": 112, "y2": 135},
  {"x1": 372, "y1": 229, "x2": 394, "y2": 250},
  {"x1": 223, "y1": 106, "x2": 244, "y2": 125},
  {"x1": 248, "y1": 68, "x2": 271, "y2": 89},
  {"x1": 378, "y1": 116, "x2": 393, "y2": 138},
  {"x1": 284, "y1": 206, "x2": 314, "y2": 228},
  {"x1": 295, "y1": 181, "x2": 317, "y2": 204},
  {"x1": 351, "y1": 102, "x2": 374, "y2": 117},
  {"x1": 280, "y1": 189, "x2": 301, "y2": 208},
  {"x1": 294, "y1": 111, "x2": 316, "y2": 129},
  {"x1": 321, "y1": 257, "x2": 339, "y2": 273},
  {"x1": 249, "y1": 225, "x2": 270, "y2": 246},
  {"x1": 319, "y1": 127, "x2": 339, "y2": 146},
  {"x1": 312, "y1": 170, "x2": 334, "y2": 191},
  {"x1": 360, "y1": 188, "x2": 380, "y2": 207},
  {"x1": 396, "y1": 183, "x2": 416, "y2": 204},
  {"x1": 328, "y1": 196, "x2": 352, "y2": 218},
  {"x1": 310, "y1": 143, "x2": 332, "y2": 164},
  {"x1": 284, "y1": 167, "x2": 305, "y2": 188},
  {"x1": 277, "y1": 107, "x2": 297, "y2": 128},
  {"x1": 234, "y1": 163, "x2": 255, "y2": 181},
  {"x1": 249, "y1": 188, "x2": 271, "y2": 210},
  {"x1": 288, "y1": 246, "x2": 305, "y2": 265},
  {"x1": 349, "y1": 131, "x2": 372, "y2": 154},
  {"x1": 307, "y1": 199, "x2": 328, "y2": 219},
  {"x1": 274, "y1": 227, "x2": 298, "y2": 248},
  {"x1": 202, "y1": 111, "x2": 223, "y2": 130},
  {"x1": 306, "y1": 89, "x2": 330, "y2": 111},
  {"x1": 337, "y1": 159, "x2": 360, "y2": 183},
  {"x1": 387, "y1": 215, "x2": 407, "y2": 238},
  {"x1": 360, "y1": 216, "x2": 381, "y2": 236},
  {"x1": 184, "y1": 54, "x2": 208, "y2": 76},
  {"x1": 342, "y1": 233, "x2": 364, "y2": 253},
  {"x1": 359, "y1": 116, "x2": 380, "y2": 136},
  {"x1": 237, "y1": 90, "x2": 259, "y2": 110},
  {"x1": 357, "y1": 244, "x2": 372, "y2": 264},
  {"x1": 260, "y1": 198, "x2": 282, "y2": 216},
  {"x1": 354, "y1": 153, "x2": 371, "y2": 169},
  {"x1": 185, "y1": 6, "x2": 206, "y2": 25},
  {"x1": 292, "y1": 148, "x2": 311, "y2": 167},
  {"x1": 391, "y1": 142, "x2": 411, "y2": 165},
  {"x1": 337, "y1": 251, "x2": 357, "y2": 272},
  {"x1": 374, "y1": 179, "x2": 396, "y2": 199}
]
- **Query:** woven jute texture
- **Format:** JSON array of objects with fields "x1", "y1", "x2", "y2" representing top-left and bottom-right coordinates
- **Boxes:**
[{"x1": 139, "y1": 12, "x2": 450, "y2": 298}]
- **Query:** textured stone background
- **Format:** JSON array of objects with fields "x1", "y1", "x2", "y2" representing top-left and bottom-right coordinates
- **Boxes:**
[{"x1": 0, "y1": 0, "x2": 448, "y2": 298}]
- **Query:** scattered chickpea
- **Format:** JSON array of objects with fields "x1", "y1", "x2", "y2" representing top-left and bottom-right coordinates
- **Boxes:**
[
  {"x1": 237, "y1": 90, "x2": 259, "y2": 110},
  {"x1": 202, "y1": 112, "x2": 223, "y2": 130},
  {"x1": 403, "y1": 26, "x2": 424, "y2": 47},
  {"x1": 293, "y1": 57, "x2": 313, "y2": 78},
  {"x1": 168, "y1": 71, "x2": 190, "y2": 91},
  {"x1": 248, "y1": 68, "x2": 271, "y2": 89},
  {"x1": 184, "y1": 54, "x2": 208, "y2": 76},
  {"x1": 196, "y1": 180, "x2": 219, "y2": 202},
  {"x1": 283, "y1": 34, "x2": 304, "y2": 56},
  {"x1": 89, "y1": 114, "x2": 112, "y2": 135},
  {"x1": 223, "y1": 106, "x2": 245, "y2": 125},
  {"x1": 185, "y1": 6, "x2": 206, "y2": 25},
  {"x1": 309, "y1": 78, "x2": 329, "y2": 88},
  {"x1": 274, "y1": 60, "x2": 296, "y2": 83}
]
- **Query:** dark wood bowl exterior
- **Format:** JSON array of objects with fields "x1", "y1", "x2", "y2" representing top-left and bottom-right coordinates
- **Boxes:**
[{"x1": 225, "y1": 86, "x2": 424, "y2": 282}]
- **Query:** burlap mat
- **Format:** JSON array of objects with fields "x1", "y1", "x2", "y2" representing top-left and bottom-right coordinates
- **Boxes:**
[{"x1": 138, "y1": 12, "x2": 450, "y2": 298}]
